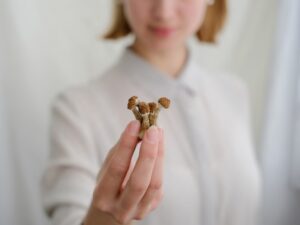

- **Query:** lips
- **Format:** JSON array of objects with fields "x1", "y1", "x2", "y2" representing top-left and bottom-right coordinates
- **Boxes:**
[{"x1": 149, "y1": 26, "x2": 175, "y2": 38}]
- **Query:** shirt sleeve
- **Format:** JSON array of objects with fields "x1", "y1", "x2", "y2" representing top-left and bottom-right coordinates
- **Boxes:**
[{"x1": 41, "y1": 90, "x2": 99, "y2": 225}]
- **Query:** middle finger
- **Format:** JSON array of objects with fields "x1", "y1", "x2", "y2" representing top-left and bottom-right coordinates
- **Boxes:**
[
  {"x1": 137, "y1": 128, "x2": 164, "y2": 212},
  {"x1": 117, "y1": 126, "x2": 160, "y2": 214}
]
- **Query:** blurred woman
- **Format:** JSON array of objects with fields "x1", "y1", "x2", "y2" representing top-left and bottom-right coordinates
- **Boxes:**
[{"x1": 41, "y1": 0, "x2": 262, "y2": 224}]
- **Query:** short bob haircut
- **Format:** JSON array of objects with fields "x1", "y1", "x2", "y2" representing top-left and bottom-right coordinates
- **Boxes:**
[{"x1": 104, "y1": 0, "x2": 227, "y2": 43}]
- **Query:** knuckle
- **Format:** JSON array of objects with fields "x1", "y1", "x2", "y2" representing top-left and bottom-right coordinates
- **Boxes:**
[
  {"x1": 142, "y1": 149, "x2": 157, "y2": 161},
  {"x1": 114, "y1": 212, "x2": 130, "y2": 225},
  {"x1": 109, "y1": 161, "x2": 127, "y2": 178},
  {"x1": 92, "y1": 199, "x2": 111, "y2": 213},
  {"x1": 134, "y1": 213, "x2": 146, "y2": 220},
  {"x1": 149, "y1": 180, "x2": 162, "y2": 191},
  {"x1": 118, "y1": 199, "x2": 132, "y2": 211},
  {"x1": 129, "y1": 181, "x2": 146, "y2": 195}
]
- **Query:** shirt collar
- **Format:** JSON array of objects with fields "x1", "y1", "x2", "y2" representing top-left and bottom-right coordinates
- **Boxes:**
[{"x1": 117, "y1": 47, "x2": 203, "y2": 99}]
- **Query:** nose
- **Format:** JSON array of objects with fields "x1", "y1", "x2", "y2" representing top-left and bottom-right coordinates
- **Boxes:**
[{"x1": 152, "y1": 0, "x2": 175, "y2": 21}]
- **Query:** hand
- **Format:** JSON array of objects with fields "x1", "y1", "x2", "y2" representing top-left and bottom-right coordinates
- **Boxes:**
[{"x1": 84, "y1": 120, "x2": 164, "y2": 225}]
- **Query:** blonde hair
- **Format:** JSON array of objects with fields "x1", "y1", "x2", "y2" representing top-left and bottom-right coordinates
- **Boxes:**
[{"x1": 104, "y1": 0, "x2": 227, "y2": 43}]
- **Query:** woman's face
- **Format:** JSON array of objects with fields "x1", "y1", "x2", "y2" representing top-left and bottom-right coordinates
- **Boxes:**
[{"x1": 123, "y1": 0, "x2": 208, "y2": 52}]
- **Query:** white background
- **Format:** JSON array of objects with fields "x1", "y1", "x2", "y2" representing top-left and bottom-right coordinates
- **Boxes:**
[{"x1": 0, "y1": 0, "x2": 282, "y2": 224}]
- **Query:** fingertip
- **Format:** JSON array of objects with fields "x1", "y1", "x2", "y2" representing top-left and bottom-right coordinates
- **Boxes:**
[
  {"x1": 145, "y1": 126, "x2": 159, "y2": 144},
  {"x1": 125, "y1": 120, "x2": 141, "y2": 137}
]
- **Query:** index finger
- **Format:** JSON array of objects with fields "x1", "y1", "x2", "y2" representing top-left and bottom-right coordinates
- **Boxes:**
[{"x1": 95, "y1": 120, "x2": 141, "y2": 202}]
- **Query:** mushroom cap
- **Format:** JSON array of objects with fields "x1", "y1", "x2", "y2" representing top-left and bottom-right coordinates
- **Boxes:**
[
  {"x1": 158, "y1": 97, "x2": 171, "y2": 109},
  {"x1": 148, "y1": 102, "x2": 158, "y2": 112},
  {"x1": 127, "y1": 101, "x2": 135, "y2": 110},
  {"x1": 127, "y1": 96, "x2": 139, "y2": 110},
  {"x1": 138, "y1": 102, "x2": 150, "y2": 114},
  {"x1": 129, "y1": 96, "x2": 138, "y2": 102}
]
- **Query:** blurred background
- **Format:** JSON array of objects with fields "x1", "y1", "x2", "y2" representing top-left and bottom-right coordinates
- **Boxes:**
[{"x1": 0, "y1": 0, "x2": 299, "y2": 224}]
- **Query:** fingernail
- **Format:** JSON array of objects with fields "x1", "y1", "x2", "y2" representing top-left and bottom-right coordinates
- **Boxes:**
[
  {"x1": 145, "y1": 126, "x2": 158, "y2": 143},
  {"x1": 127, "y1": 120, "x2": 140, "y2": 136}
]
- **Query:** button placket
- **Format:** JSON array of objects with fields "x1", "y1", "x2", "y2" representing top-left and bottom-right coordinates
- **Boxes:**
[{"x1": 175, "y1": 86, "x2": 218, "y2": 225}]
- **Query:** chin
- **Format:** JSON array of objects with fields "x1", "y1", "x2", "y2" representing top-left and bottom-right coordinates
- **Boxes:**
[{"x1": 146, "y1": 39, "x2": 183, "y2": 53}]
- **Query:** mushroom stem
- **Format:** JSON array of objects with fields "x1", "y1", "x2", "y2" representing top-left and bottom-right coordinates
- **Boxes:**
[
  {"x1": 138, "y1": 102, "x2": 150, "y2": 138},
  {"x1": 127, "y1": 96, "x2": 142, "y2": 122},
  {"x1": 148, "y1": 102, "x2": 158, "y2": 126},
  {"x1": 132, "y1": 108, "x2": 142, "y2": 121},
  {"x1": 153, "y1": 97, "x2": 171, "y2": 125}
]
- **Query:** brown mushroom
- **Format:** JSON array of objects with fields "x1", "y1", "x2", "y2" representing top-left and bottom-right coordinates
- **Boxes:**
[
  {"x1": 158, "y1": 97, "x2": 171, "y2": 109},
  {"x1": 152, "y1": 97, "x2": 171, "y2": 124},
  {"x1": 127, "y1": 96, "x2": 142, "y2": 122},
  {"x1": 127, "y1": 96, "x2": 171, "y2": 139}
]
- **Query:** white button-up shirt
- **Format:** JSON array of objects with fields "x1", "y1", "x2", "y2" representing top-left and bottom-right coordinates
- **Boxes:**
[{"x1": 41, "y1": 48, "x2": 262, "y2": 225}]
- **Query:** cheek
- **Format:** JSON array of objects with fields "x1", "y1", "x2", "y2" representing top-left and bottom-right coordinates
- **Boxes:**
[
  {"x1": 181, "y1": 2, "x2": 207, "y2": 34},
  {"x1": 123, "y1": 1, "x2": 148, "y2": 33}
]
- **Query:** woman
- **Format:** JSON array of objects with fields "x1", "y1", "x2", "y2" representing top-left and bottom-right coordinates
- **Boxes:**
[{"x1": 41, "y1": 0, "x2": 262, "y2": 225}]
